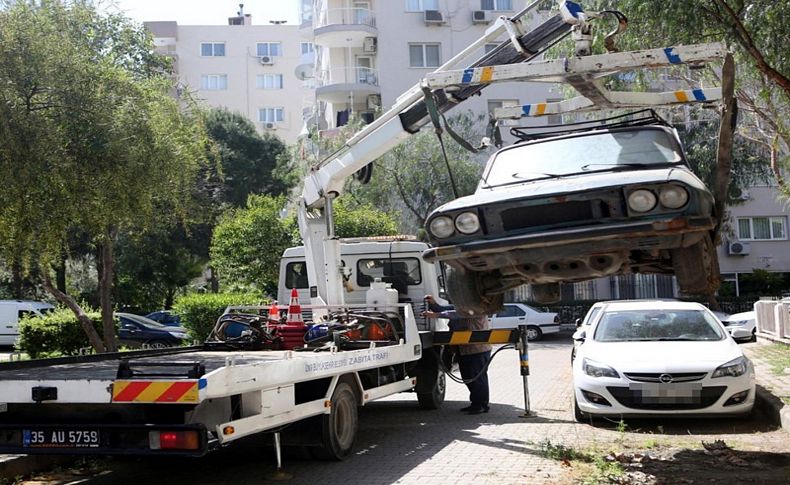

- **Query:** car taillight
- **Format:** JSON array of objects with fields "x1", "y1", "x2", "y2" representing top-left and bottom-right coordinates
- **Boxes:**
[{"x1": 149, "y1": 430, "x2": 200, "y2": 450}]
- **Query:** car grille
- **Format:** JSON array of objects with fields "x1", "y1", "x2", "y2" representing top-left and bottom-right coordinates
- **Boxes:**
[
  {"x1": 606, "y1": 386, "x2": 726, "y2": 410},
  {"x1": 500, "y1": 200, "x2": 598, "y2": 231},
  {"x1": 624, "y1": 372, "x2": 708, "y2": 383}
]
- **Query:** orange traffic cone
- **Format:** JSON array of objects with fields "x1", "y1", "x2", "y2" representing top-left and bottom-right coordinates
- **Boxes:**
[
  {"x1": 285, "y1": 288, "x2": 304, "y2": 326},
  {"x1": 267, "y1": 301, "x2": 280, "y2": 325}
]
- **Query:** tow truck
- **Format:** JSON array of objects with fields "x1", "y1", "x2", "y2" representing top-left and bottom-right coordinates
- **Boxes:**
[{"x1": 0, "y1": 0, "x2": 734, "y2": 464}]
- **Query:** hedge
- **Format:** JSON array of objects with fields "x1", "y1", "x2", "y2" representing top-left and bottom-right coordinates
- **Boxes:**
[
  {"x1": 18, "y1": 308, "x2": 105, "y2": 358},
  {"x1": 173, "y1": 292, "x2": 266, "y2": 342}
]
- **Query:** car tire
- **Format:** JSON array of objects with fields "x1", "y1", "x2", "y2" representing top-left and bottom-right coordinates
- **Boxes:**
[
  {"x1": 146, "y1": 340, "x2": 171, "y2": 349},
  {"x1": 446, "y1": 266, "x2": 504, "y2": 315},
  {"x1": 531, "y1": 283, "x2": 561, "y2": 304},
  {"x1": 314, "y1": 381, "x2": 358, "y2": 460},
  {"x1": 672, "y1": 234, "x2": 721, "y2": 295},
  {"x1": 573, "y1": 394, "x2": 587, "y2": 423},
  {"x1": 526, "y1": 325, "x2": 542, "y2": 341}
]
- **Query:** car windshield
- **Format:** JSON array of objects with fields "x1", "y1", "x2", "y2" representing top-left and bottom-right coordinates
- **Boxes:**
[
  {"x1": 119, "y1": 314, "x2": 171, "y2": 330},
  {"x1": 483, "y1": 128, "x2": 682, "y2": 186},
  {"x1": 593, "y1": 309, "x2": 724, "y2": 342}
]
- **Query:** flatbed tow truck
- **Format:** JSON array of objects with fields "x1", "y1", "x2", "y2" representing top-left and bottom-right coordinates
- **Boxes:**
[{"x1": 0, "y1": 0, "x2": 733, "y2": 463}]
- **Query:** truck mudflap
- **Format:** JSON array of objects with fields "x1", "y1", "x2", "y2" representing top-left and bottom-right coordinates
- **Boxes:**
[{"x1": 0, "y1": 424, "x2": 213, "y2": 456}]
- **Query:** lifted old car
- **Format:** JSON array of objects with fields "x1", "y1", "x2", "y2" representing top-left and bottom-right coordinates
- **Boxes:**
[{"x1": 423, "y1": 111, "x2": 719, "y2": 314}]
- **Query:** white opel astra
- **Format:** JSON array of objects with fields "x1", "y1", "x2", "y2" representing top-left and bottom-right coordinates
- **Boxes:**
[{"x1": 572, "y1": 301, "x2": 755, "y2": 420}]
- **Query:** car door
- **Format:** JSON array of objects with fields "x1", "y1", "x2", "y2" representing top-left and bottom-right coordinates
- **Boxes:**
[
  {"x1": 118, "y1": 318, "x2": 145, "y2": 346},
  {"x1": 490, "y1": 304, "x2": 527, "y2": 329}
]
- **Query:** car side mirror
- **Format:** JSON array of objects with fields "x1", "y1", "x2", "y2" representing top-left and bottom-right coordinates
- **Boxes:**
[
  {"x1": 575, "y1": 318, "x2": 582, "y2": 328},
  {"x1": 574, "y1": 331, "x2": 586, "y2": 342}
]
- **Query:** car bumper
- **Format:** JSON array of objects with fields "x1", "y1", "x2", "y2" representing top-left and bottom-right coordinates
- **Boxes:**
[
  {"x1": 423, "y1": 216, "x2": 715, "y2": 265},
  {"x1": 573, "y1": 372, "x2": 755, "y2": 417}
]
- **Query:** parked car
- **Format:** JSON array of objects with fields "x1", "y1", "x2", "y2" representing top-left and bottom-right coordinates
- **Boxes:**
[
  {"x1": 720, "y1": 311, "x2": 757, "y2": 342},
  {"x1": 489, "y1": 303, "x2": 559, "y2": 341},
  {"x1": 144, "y1": 310, "x2": 182, "y2": 327},
  {"x1": 117, "y1": 313, "x2": 188, "y2": 348},
  {"x1": 0, "y1": 300, "x2": 55, "y2": 347},
  {"x1": 571, "y1": 301, "x2": 610, "y2": 362},
  {"x1": 423, "y1": 111, "x2": 719, "y2": 314},
  {"x1": 572, "y1": 300, "x2": 755, "y2": 421}
]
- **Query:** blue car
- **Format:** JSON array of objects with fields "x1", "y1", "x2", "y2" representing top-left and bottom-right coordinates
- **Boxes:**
[
  {"x1": 117, "y1": 313, "x2": 188, "y2": 348},
  {"x1": 144, "y1": 310, "x2": 182, "y2": 327}
]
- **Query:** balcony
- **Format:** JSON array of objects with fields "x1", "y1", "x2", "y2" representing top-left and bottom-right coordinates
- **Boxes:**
[
  {"x1": 316, "y1": 67, "x2": 381, "y2": 103},
  {"x1": 314, "y1": 8, "x2": 377, "y2": 47}
]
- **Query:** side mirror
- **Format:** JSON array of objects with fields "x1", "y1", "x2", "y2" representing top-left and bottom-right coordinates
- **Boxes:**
[
  {"x1": 575, "y1": 318, "x2": 582, "y2": 328},
  {"x1": 574, "y1": 331, "x2": 586, "y2": 342}
]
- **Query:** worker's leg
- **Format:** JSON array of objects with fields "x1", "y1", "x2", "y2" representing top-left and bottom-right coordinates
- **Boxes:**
[{"x1": 460, "y1": 350, "x2": 490, "y2": 412}]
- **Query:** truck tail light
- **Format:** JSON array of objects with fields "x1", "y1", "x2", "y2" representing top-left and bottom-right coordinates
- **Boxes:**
[{"x1": 149, "y1": 430, "x2": 200, "y2": 450}]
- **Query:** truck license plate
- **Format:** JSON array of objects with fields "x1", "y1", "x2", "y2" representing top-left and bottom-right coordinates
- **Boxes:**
[{"x1": 23, "y1": 429, "x2": 100, "y2": 448}]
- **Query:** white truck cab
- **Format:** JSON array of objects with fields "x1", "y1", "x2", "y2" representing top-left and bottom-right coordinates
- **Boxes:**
[{"x1": 0, "y1": 300, "x2": 55, "y2": 346}]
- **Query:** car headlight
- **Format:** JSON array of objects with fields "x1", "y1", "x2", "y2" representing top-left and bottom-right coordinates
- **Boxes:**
[
  {"x1": 627, "y1": 189, "x2": 657, "y2": 213},
  {"x1": 455, "y1": 211, "x2": 480, "y2": 234},
  {"x1": 712, "y1": 356, "x2": 749, "y2": 378},
  {"x1": 168, "y1": 331, "x2": 187, "y2": 339},
  {"x1": 728, "y1": 320, "x2": 749, "y2": 326},
  {"x1": 659, "y1": 185, "x2": 689, "y2": 209},
  {"x1": 429, "y1": 216, "x2": 455, "y2": 239},
  {"x1": 582, "y1": 358, "x2": 620, "y2": 378}
]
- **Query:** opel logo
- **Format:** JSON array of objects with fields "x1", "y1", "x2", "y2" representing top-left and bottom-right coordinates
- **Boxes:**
[{"x1": 659, "y1": 374, "x2": 673, "y2": 383}]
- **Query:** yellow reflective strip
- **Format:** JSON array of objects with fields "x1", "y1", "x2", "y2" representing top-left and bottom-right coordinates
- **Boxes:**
[
  {"x1": 535, "y1": 103, "x2": 547, "y2": 115},
  {"x1": 135, "y1": 382, "x2": 173, "y2": 402},
  {"x1": 480, "y1": 67, "x2": 494, "y2": 82},
  {"x1": 112, "y1": 381, "x2": 130, "y2": 399},
  {"x1": 674, "y1": 90, "x2": 689, "y2": 102},
  {"x1": 489, "y1": 330, "x2": 513, "y2": 343},
  {"x1": 449, "y1": 331, "x2": 472, "y2": 345},
  {"x1": 177, "y1": 385, "x2": 200, "y2": 403}
]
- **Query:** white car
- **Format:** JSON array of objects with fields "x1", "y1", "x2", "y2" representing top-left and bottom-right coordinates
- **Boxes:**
[
  {"x1": 572, "y1": 300, "x2": 755, "y2": 420},
  {"x1": 489, "y1": 303, "x2": 559, "y2": 341},
  {"x1": 720, "y1": 311, "x2": 757, "y2": 342}
]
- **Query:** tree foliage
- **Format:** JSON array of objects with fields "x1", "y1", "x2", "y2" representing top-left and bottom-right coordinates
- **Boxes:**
[{"x1": 0, "y1": 1, "x2": 208, "y2": 352}]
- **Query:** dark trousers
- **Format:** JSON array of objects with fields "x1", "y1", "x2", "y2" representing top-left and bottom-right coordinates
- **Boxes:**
[{"x1": 459, "y1": 350, "x2": 490, "y2": 408}]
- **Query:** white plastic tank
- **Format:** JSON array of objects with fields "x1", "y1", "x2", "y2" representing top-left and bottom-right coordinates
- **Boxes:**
[{"x1": 366, "y1": 278, "x2": 398, "y2": 310}]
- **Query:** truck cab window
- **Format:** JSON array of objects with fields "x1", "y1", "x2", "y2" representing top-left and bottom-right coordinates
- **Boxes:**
[
  {"x1": 356, "y1": 258, "x2": 422, "y2": 290},
  {"x1": 285, "y1": 262, "x2": 309, "y2": 289}
]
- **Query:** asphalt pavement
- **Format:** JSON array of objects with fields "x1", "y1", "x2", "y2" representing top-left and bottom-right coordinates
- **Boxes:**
[{"x1": 17, "y1": 335, "x2": 788, "y2": 485}]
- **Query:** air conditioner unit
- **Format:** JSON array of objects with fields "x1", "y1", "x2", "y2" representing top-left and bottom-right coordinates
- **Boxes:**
[
  {"x1": 728, "y1": 242, "x2": 751, "y2": 256},
  {"x1": 259, "y1": 56, "x2": 274, "y2": 65},
  {"x1": 363, "y1": 37, "x2": 377, "y2": 53},
  {"x1": 424, "y1": 10, "x2": 445, "y2": 24},
  {"x1": 472, "y1": 10, "x2": 491, "y2": 24},
  {"x1": 263, "y1": 122, "x2": 276, "y2": 130},
  {"x1": 367, "y1": 94, "x2": 381, "y2": 110},
  {"x1": 736, "y1": 189, "x2": 752, "y2": 200}
]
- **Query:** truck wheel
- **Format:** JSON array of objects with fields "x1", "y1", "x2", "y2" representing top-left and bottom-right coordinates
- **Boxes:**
[
  {"x1": 315, "y1": 381, "x2": 358, "y2": 460},
  {"x1": 531, "y1": 283, "x2": 561, "y2": 304},
  {"x1": 417, "y1": 369, "x2": 446, "y2": 410},
  {"x1": 672, "y1": 234, "x2": 720, "y2": 295},
  {"x1": 446, "y1": 266, "x2": 503, "y2": 315},
  {"x1": 526, "y1": 326, "x2": 542, "y2": 342}
]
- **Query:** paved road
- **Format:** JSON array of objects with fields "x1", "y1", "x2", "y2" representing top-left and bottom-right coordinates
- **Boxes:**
[{"x1": 17, "y1": 335, "x2": 790, "y2": 485}]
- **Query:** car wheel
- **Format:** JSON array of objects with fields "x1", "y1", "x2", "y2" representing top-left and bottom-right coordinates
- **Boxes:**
[
  {"x1": 672, "y1": 234, "x2": 721, "y2": 295},
  {"x1": 446, "y1": 266, "x2": 504, "y2": 315},
  {"x1": 146, "y1": 340, "x2": 171, "y2": 349},
  {"x1": 526, "y1": 325, "x2": 542, "y2": 341},
  {"x1": 531, "y1": 283, "x2": 561, "y2": 304},
  {"x1": 573, "y1": 394, "x2": 587, "y2": 423}
]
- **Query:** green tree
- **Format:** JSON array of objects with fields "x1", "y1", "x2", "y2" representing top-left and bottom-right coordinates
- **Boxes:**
[
  {"x1": 0, "y1": 1, "x2": 208, "y2": 352},
  {"x1": 331, "y1": 199, "x2": 399, "y2": 238}
]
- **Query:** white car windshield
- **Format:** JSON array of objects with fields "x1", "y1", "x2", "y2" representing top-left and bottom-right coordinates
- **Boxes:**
[
  {"x1": 483, "y1": 128, "x2": 681, "y2": 186},
  {"x1": 593, "y1": 309, "x2": 724, "y2": 342}
]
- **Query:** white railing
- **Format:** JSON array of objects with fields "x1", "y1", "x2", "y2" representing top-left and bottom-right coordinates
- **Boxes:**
[
  {"x1": 316, "y1": 8, "x2": 376, "y2": 28},
  {"x1": 317, "y1": 67, "x2": 379, "y2": 87},
  {"x1": 754, "y1": 299, "x2": 790, "y2": 339}
]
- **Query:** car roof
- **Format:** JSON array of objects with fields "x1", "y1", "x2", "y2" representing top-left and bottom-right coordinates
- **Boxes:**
[{"x1": 599, "y1": 300, "x2": 707, "y2": 312}]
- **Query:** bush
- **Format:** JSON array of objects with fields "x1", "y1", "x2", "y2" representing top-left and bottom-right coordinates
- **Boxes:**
[
  {"x1": 173, "y1": 292, "x2": 265, "y2": 341},
  {"x1": 18, "y1": 308, "x2": 105, "y2": 358}
]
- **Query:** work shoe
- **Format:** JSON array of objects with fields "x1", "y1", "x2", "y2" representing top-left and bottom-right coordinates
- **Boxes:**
[{"x1": 462, "y1": 405, "x2": 489, "y2": 414}]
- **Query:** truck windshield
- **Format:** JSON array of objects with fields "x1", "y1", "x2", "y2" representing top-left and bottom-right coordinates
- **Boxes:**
[{"x1": 483, "y1": 128, "x2": 681, "y2": 186}]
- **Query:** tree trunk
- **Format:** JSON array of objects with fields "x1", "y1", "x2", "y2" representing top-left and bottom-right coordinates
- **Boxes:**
[
  {"x1": 11, "y1": 259, "x2": 23, "y2": 299},
  {"x1": 208, "y1": 265, "x2": 219, "y2": 293},
  {"x1": 713, "y1": 53, "x2": 736, "y2": 244},
  {"x1": 42, "y1": 271, "x2": 105, "y2": 353},
  {"x1": 706, "y1": 292, "x2": 722, "y2": 313},
  {"x1": 164, "y1": 290, "x2": 175, "y2": 310},
  {"x1": 55, "y1": 252, "x2": 67, "y2": 293},
  {"x1": 99, "y1": 227, "x2": 119, "y2": 352}
]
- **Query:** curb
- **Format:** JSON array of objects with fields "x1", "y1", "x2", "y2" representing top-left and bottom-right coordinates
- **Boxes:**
[
  {"x1": 754, "y1": 384, "x2": 790, "y2": 433},
  {"x1": 0, "y1": 454, "x2": 73, "y2": 480}
]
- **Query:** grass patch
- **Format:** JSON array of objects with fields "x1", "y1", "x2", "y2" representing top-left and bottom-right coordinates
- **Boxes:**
[
  {"x1": 644, "y1": 438, "x2": 659, "y2": 449},
  {"x1": 751, "y1": 343, "x2": 790, "y2": 375},
  {"x1": 537, "y1": 440, "x2": 624, "y2": 485}
]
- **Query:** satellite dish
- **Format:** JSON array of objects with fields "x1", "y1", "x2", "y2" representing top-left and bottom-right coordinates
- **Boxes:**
[{"x1": 294, "y1": 64, "x2": 314, "y2": 80}]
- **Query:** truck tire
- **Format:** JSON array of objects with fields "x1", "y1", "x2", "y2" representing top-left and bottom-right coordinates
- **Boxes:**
[
  {"x1": 526, "y1": 325, "x2": 542, "y2": 342},
  {"x1": 446, "y1": 266, "x2": 503, "y2": 315},
  {"x1": 531, "y1": 283, "x2": 561, "y2": 304},
  {"x1": 417, "y1": 369, "x2": 446, "y2": 410},
  {"x1": 315, "y1": 381, "x2": 358, "y2": 460},
  {"x1": 672, "y1": 234, "x2": 720, "y2": 295}
]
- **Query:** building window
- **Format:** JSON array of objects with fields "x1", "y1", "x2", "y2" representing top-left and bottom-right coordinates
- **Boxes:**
[
  {"x1": 737, "y1": 216, "x2": 787, "y2": 241},
  {"x1": 256, "y1": 74, "x2": 284, "y2": 89},
  {"x1": 200, "y1": 42, "x2": 226, "y2": 57},
  {"x1": 409, "y1": 43, "x2": 440, "y2": 68},
  {"x1": 300, "y1": 42, "x2": 315, "y2": 55},
  {"x1": 481, "y1": 0, "x2": 513, "y2": 10},
  {"x1": 406, "y1": 0, "x2": 439, "y2": 11},
  {"x1": 487, "y1": 99, "x2": 519, "y2": 114},
  {"x1": 257, "y1": 42, "x2": 282, "y2": 57},
  {"x1": 484, "y1": 43, "x2": 498, "y2": 54},
  {"x1": 200, "y1": 74, "x2": 228, "y2": 90},
  {"x1": 258, "y1": 107, "x2": 284, "y2": 123}
]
